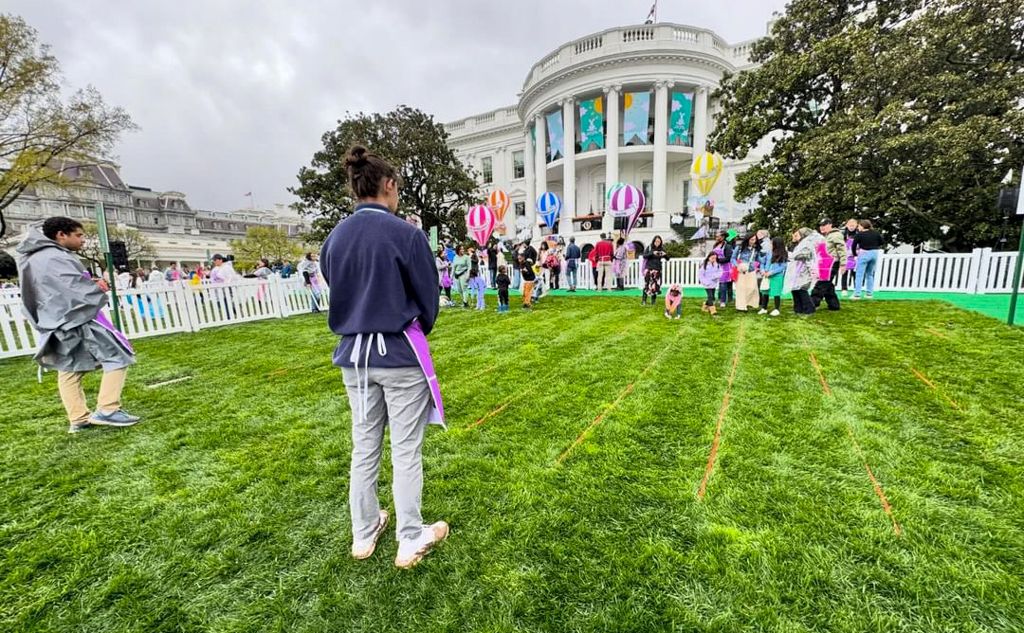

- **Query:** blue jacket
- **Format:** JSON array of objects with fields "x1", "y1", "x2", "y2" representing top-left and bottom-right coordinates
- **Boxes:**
[{"x1": 320, "y1": 203, "x2": 439, "y2": 368}]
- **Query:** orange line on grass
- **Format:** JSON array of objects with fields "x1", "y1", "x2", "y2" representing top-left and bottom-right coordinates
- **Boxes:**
[
  {"x1": 556, "y1": 383, "x2": 635, "y2": 463},
  {"x1": 467, "y1": 401, "x2": 511, "y2": 429},
  {"x1": 924, "y1": 327, "x2": 948, "y2": 339},
  {"x1": 695, "y1": 323, "x2": 747, "y2": 499},
  {"x1": 846, "y1": 428, "x2": 903, "y2": 536},
  {"x1": 808, "y1": 353, "x2": 832, "y2": 395},
  {"x1": 910, "y1": 367, "x2": 962, "y2": 411}
]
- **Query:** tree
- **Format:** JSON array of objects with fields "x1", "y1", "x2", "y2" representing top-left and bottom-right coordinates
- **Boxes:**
[
  {"x1": 0, "y1": 250, "x2": 15, "y2": 279},
  {"x1": 228, "y1": 226, "x2": 302, "y2": 272},
  {"x1": 79, "y1": 222, "x2": 154, "y2": 272},
  {"x1": 290, "y1": 106, "x2": 479, "y2": 243},
  {"x1": 711, "y1": 0, "x2": 1024, "y2": 251},
  {"x1": 0, "y1": 14, "x2": 135, "y2": 240}
]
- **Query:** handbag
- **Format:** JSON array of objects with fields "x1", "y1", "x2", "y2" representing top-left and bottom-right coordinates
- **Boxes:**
[
  {"x1": 759, "y1": 276, "x2": 771, "y2": 292},
  {"x1": 730, "y1": 266, "x2": 740, "y2": 282}
]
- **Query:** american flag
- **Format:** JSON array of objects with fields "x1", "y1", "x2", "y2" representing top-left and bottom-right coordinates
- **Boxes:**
[{"x1": 645, "y1": 1, "x2": 657, "y2": 23}]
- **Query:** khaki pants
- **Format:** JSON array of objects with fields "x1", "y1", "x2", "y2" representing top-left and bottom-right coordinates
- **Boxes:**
[
  {"x1": 598, "y1": 260, "x2": 613, "y2": 290},
  {"x1": 57, "y1": 368, "x2": 127, "y2": 424},
  {"x1": 521, "y1": 281, "x2": 534, "y2": 306}
]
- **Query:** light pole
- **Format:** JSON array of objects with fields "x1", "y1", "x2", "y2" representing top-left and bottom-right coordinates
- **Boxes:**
[
  {"x1": 1007, "y1": 165, "x2": 1024, "y2": 326},
  {"x1": 94, "y1": 202, "x2": 123, "y2": 331}
]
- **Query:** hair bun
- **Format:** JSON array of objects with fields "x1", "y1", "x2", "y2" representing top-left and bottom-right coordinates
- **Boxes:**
[{"x1": 345, "y1": 145, "x2": 369, "y2": 168}]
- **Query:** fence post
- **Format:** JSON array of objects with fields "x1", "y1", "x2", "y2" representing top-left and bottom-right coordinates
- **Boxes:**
[
  {"x1": 178, "y1": 282, "x2": 202, "y2": 332},
  {"x1": 270, "y1": 276, "x2": 288, "y2": 318},
  {"x1": 965, "y1": 248, "x2": 982, "y2": 294},
  {"x1": 976, "y1": 248, "x2": 993, "y2": 294}
]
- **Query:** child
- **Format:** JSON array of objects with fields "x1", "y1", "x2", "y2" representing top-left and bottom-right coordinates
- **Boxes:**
[
  {"x1": 495, "y1": 265, "x2": 511, "y2": 313},
  {"x1": 664, "y1": 283, "x2": 682, "y2": 319},
  {"x1": 699, "y1": 252, "x2": 721, "y2": 316},
  {"x1": 758, "y1": 237, "x2": 788, "y2": 316},
  {"x1": 531, "y1": 261, "x2": 544, "y2": 303},
  {"x1": 468, "y1": 268, "x2": 486, "y2": 311},
  {"x1": 519, "y1": 255, "x2": 536, "y2": 309}
]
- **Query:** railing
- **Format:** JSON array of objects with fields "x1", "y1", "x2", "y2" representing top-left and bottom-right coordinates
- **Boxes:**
[
  {"x1": 1, "y1": 276, "x2": 329, "y2": 360},
  {"x1": 3, "y1": 250, "x2": 1022, "y2": 359},
  {"x1": 622, "y1": 27, "x2": 655, "y2": 43},
  {"x1": 575, "y1": 35, "x2": 603, "y2": 55}
]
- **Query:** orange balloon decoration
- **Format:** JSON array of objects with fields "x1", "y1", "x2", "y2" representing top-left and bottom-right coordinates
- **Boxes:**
[{"x1": 487, "y1": 189, "x2": 511, "y2": 223}]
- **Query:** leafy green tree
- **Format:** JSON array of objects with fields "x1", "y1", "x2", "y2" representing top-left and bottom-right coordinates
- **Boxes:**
[
  {"x1": 0, "y1": 14, "x2": 135, "y2": 240},
  {"x1": 229, "y1": 226, "x2": 302, "y2": 272},
  {"x1": 290, "y1": 106, "x2": 478, "y2": 243},
  {"x1": 711, "y1": 0, "x2": 1024, "y2": 251},
  {"x1": 79, "y1": 222, "x2": 154, "y2": 271},
  {"x1": 0, "y1": 250, "x2": 15, "y2": 279}
]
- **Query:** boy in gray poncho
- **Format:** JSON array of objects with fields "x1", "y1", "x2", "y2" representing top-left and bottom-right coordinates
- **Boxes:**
[{"x1": 17, "y1": 217, "x2": 141, "y2": 433}]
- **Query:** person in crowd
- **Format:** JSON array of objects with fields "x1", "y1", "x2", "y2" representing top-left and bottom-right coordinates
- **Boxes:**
[
  {"x1": 510, "y1": 242, "x2": 523, "y2": 289},
  {"x1": 544, "y1": 243, "x2": 562, "y2": 290},
  {"x1": 318, "y1": 145, "x2": 448, "y2": 569},
  {"x1": 732, "y1": 233, "x2": 762, "y2": 312},
  {"x1": 191, "y1": 264, "x2": 205, "y2": 286},
  {"x1": 664, "y1": 283, "x2": 682, "y2": 319},
  {"x1": 790, "y1": 228, "x2": 820, "y2": 316},
  {"x1": 486, "y1": 240, "x2": 499, "y2": 289},
  {"x1": 435, "y1": 247, "x2": 452, "y2": 302},
  {"x1": 298, "y1": 252, "x2": 323, "y2": 313},
  {"x1": 564, "y1": 237, "x2": 581, "y2": 292},
  {"x1": 495, "y1": 265, "x2": 511, "y2": 313},
  {"x1": 714, "y1": 230, "x2": 735, "y2": 308},
  {"x1": 518, "y1": 254, "x2": 536, "y2": 309},
  {"x1": 253, "y1": 258, "x2": 273, "y2": 279},
  {"x1": 642, "y1": 235, "x2": 669, "y2": 306},
  {"x1": 612, "y1": 237, "x2": 628, "y2": 291},
  {"x1": 148, "y1": 266, "x2": 164, "y2": 284},
  {"x1": 116, "y1": 266, "x2": 132, "y2": 291},
  {"x1": 281, "y1": 260, "x2": 294, "y2": 279},
  {"x1": 468, "y1": 268, "x2": 486, "y2": 311},
  {"x1": 209, "y1": 254, "x2": 236, "y2": 284},
  {"x1": 818, "y1": 219, "x2": 847, "y2": 284},
  {"x1": 841, "y1": 218, "x2": 858, "y2": 297},
  {"x1": 164, "y1": 262, "x2": 182, "y2": 282},
  {"x1": 811, "y1": 223, "x2": 842, "y2": 311},
  {"x1": 758, "y1": 237, "x2": 789, "y2": 316},
  {"x1": 699, "y1": 252, "x2": 721, "y2": 316},
  {"x1": 444, "y1": 241, "x2": 456, "y2": 264},
  {"x1": 593, "y1": 233, "x2": 614, "y2": 291},
  {"x1": 16, "y1": 218, "x2": 140, "y2": 433},
  {"x1": 852, "y1": 219, "x2": 883, "y2": 300},
  {"x1": 451, "y1": 245, "x2": 471, "y2": 308},
  {"x1": 537, "y1": 241, "x2": 550, "y2": 290}
]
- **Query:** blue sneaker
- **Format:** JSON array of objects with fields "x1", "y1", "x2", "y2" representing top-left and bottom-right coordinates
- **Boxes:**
[{"x1": 89, "y1": 410, "x2": 141, "y2": 427}]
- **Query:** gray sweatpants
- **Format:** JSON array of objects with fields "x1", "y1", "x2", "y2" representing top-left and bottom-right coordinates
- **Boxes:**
[{"x1": 341, "y1": 366, "x2": 431, "y2": 544}]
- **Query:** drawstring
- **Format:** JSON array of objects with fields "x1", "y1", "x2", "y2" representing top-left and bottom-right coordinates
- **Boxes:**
[{"x1": 349, "y1": 333, "x2": 387, "y2": 426}]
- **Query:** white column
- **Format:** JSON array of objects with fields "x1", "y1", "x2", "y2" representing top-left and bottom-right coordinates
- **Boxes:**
[
  {"x1": 523, "y1": 127, "x2": 535, "y2": 241},
  {"x1": 534, "y1": 113, "x2": 547, "y2": 241},
  {"x1": 602, "y1": 85, "x2": 620, "y2": 235},
  {"x1": 652, "y1": 81, "x2": 670, "y2": 230},
  {"x1": 693, "y1": 86, "x2": 709, "y2": 157},
  {"x1": 561, "y1": 98, "x2": 575, "y2": 238}
]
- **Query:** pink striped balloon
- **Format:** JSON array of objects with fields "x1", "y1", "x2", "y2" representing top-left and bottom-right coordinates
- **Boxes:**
[
  {"x1": 608, "y1": 184, "x2": 643, "y2": 217},
  {"x1": 626, "y1": 189, "x2": 646, "y2": 235},
  {"x1": 465, "y1": 204, "x2": 496, "y2": 247}
]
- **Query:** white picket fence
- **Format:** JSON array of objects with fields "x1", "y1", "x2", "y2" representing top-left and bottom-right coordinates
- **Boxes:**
[
  {"x1": 1, "y1": 277, "x2": 327, "y2": 360},
  {"x1": 2, "y1": 249, "x2": 1022, "y2": 360}
]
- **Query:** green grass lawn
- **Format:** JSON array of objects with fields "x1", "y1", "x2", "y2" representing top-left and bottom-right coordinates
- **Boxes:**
[{"x1": 2, "y1": 295, "x2": 1022, "y2": 632}]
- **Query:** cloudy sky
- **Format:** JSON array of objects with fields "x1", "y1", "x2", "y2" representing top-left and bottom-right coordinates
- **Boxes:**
[{"x1": 9, "y1": 0, "x2": 788, "y2": 211}]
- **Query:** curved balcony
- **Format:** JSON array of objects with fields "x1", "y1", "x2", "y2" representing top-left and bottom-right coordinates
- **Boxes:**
[{"x1": 521, "y1": 23, "x2": 754, "y2": 108}]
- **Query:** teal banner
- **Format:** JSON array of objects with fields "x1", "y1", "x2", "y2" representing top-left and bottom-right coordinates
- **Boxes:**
[
  {"x1": 546, "y1": 111, "x2": 564, "y2": 161},
  {"x1": 578, "y1": 97, "x2": 605, "y2": 151},
  {"x1": 622, "y1": 91, "x2": 650, "y2": 145},
  {"x1": 669, "y1": 92, "x2": 693, "y2": 145}
]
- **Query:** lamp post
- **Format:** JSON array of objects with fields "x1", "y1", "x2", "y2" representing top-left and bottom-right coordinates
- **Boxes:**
[
  {"x1": 1007, "y1": 165, "x2": 1024, "y2": 326},
  {"x1": 94, "y1": 202, "x2": 123, "y2": 331}
]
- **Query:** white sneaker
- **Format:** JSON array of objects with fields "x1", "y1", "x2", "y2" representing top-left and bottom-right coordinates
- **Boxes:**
[
  {"x1": 851, "y1": 295, "x2": 861, "y2": 301},
  {"x1": 770, "y1": 309, "x2": 780, "y2": 317},
  {"x1": 841, "y1": 290, "x2": 848, "y2": 297},
  {"x1": 351, "y1": 510, "x2": 389, "y2": 560},
  {"x1": 757, "y1": 309, "x2": 768, "y2": 315},
  {"x1": 865, "y1": 293, "x2": 874, "y2": 299},
  {"x1": 395, "y1": 521, "x2": 450, "y2": 569},
  {"x1": 664, "y1": 311, "x2": 671, "y2": 319}
]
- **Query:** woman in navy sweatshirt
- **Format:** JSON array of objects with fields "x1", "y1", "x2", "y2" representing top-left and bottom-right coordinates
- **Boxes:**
[{"x1": 319, "y1": 145, "x2": 448, "y2": 569}]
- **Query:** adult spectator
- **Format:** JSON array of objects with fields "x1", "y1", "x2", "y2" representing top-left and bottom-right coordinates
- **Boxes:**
[
  {"x1": 164, "y1": 263, "x2": 182, "y2": 282},
  {"x1": 451, "y1": 245, "x2": 471, "y2": 308},
  {"x1": 642, "y1": 235, "x2": 670, "y2": 305},
  {"x1": 16, "y1": 218, "x2": 140, "y2": 433},
  {"x1": 592, "y1": 233, "x2": 614, "y2": 291},
  {"x1": 564, "y1": 237, "x2": 581, "y2": 292},
  {"x1": 209, "y1": 254, "x2": 236, "y2": 284},
  {"x1": 253, "y1": 258, "x2": 273, "y2": 279},
  {"x1": 790, "y1": 228, "x2": 820, "y2": 315},
  {"x1": 319, "y1": 144, "x2": 447, "y2": 569},
  {"x1": 612, "y1": 237, "x2": 628, "y2": 291},
  {"x1": 281, "y1": 260, "x2": 294, "y2": 279},
  {"x1": 852, "y1": 219, "x2": 883, "y2": 300},
  {"x1": 486, "y1": 240, "x2": 499, "y2": 288},
  {"x1": 148, "y1": 267, "x2": 164, "y2": 284},
  {"x1": 818, "y1": 219, "x2": 847, "y2": 284}
]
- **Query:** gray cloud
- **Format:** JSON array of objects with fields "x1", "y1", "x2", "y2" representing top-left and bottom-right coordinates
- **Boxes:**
[{"x1": 7, "y1": 0, "x2": 786, "y2": 211}]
